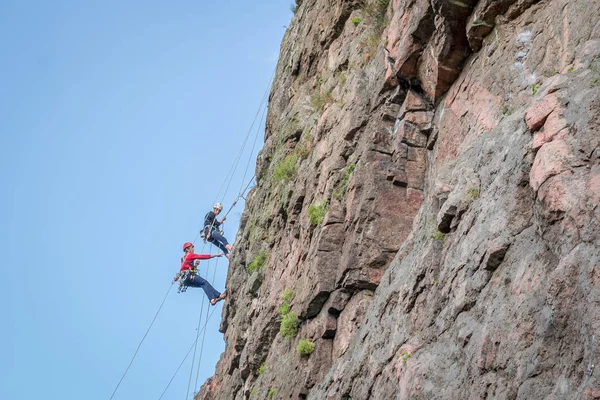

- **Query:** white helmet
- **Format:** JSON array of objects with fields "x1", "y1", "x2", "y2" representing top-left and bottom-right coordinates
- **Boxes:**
[{"x1": 213, "y1": 202, "x2": 223, "y2": 211}]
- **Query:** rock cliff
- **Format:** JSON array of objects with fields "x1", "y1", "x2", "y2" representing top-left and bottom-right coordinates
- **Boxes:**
[{"x1": 197, "y1": 0, "x2": 600, "y2": 398}]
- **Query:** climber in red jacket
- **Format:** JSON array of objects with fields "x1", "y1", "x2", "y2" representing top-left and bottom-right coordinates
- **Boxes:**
[{"x1": 176, "y1": 242, "x2": 227, "y2": 305}]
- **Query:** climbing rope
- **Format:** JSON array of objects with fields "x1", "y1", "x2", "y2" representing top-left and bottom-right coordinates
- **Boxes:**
[
  {"x1": 213, "y1": 66, "x2": 276, "y2": 204},
  {"x1": 238, "y1": 90, "x2": 268, "y2": 196},
  {"x1": 186, "y1": 289, "x2": 207, "y2": 400},
  {"x1": 185, "y1": 243, "x2": 214, "y2": 400},
  {"x1": 193, "y1": 255, "x2": 221, "y2": 393},
  {"x1": 199, "y1": 101, "x2": 265, "y2": 243},
  {"x1": 158, "y1": 306, "x2": 219, "y2": 400},
  {"x1": 222, "y1": 174, "x2": 255, "y2": 219},
  {"x1": 109, "y1": 282, "x2": 174, "y2": 400}
]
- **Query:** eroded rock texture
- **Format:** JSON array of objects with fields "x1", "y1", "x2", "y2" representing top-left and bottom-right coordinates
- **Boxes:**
[{"x1": 196, "y1": 0, "x2": 600, "y2": 398}]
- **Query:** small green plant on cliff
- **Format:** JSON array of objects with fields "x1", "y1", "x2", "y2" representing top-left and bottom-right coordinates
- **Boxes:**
[
  {"x1": 279, "y1": 300, "x2": 291, "y2": 316},
  {"x1": 308, "y1": 200, "x2": 329, "y2": 225},
  {"x1": 268, "y1": 388, "x2": 276, "y2": 399},
  {"x1": 467, "y1": 187, "x2": 480, "y2": 200},
  {"x1": 296, "y1": 339, "x2": 316, "y2": 356},
  {"x1": 431, "y1": 229, "x2": 446, "y2": 242},
  {"x1": 257, "y1": 362, "x2": 266, "y2": 376},
  {"x1": 248, "y1": 249, "x2": 267, "y2": 274},
  {"x1": 352, "y1": 17, "x2": 363, "y2": 26},
  {"x1": 273, "y1": 153, "x2": 298, "y2": 181},
  {"x1": 402, "y1": 352, "x2": 412, "y2": 364},
  {"x1": 334, "y1": 162, "x2": 357, "y2": 199},
  {"x1": 282, "y1": 288, "x2": 293, "y2": 303},
  {"x1": 532, "y1": 84, "x2": 541, "y2": 96},
  {"x1": 279, "y1": 288, "x2": 293, "y2": 315},
  {"x1": 279, "y1": 288, "x2": 298, "y2": 338},
  {"x1": 280, "y1": 312, "x2": 299, "y2": 338}
]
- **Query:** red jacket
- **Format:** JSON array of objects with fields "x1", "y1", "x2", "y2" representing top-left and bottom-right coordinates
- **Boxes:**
[{"x1": 180, "y1": 252, "x2": 211, "y2": 272}]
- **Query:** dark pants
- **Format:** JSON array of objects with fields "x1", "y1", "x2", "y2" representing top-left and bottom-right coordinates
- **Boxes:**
[
  {"x1": 204, "y1": 228, "x2": 230, "y2": 254},
  {"x1": 183, "y1": 274, "x2": 220, "y2": 301}
]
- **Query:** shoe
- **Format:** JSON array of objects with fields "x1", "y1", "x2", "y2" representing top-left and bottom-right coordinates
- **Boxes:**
[{"x1": 210, "y1": 292, "x2": 227, "y2": 306}]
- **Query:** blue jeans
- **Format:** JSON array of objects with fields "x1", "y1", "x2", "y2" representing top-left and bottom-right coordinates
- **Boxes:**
[
  {"x1": 183, "y1": 274, "x2": 221, "y2": 301},
  {"x1": 204, "y1": 228, "x2": 230, "y2": 254}
]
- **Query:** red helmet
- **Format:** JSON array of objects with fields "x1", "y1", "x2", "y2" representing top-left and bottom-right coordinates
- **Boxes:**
[{"x1": 182, "y1": 242, "x2": 193, "y2": 251}]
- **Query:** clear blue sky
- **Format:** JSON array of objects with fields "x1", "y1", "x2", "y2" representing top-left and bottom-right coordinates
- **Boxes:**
[{"x1": 0, "y1": 1, "x2": 290, "y2": 399}]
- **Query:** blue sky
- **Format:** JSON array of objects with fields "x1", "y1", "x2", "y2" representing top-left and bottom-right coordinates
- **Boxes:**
[{"x1": 0, "y1": 1, "x2": 290, "y2": 399}]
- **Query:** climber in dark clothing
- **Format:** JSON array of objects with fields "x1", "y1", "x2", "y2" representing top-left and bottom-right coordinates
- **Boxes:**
[
  {"x1": 203, "y1": 203, "x2": 233, "y2": 259},
  {"x1": 176, "y1": 242, "x2": 226, "y2": 305}
]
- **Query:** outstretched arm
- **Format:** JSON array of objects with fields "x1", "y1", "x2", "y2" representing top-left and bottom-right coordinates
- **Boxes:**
[{"x1": 189, "y1": 253, "x2": 211, "y2": 261}]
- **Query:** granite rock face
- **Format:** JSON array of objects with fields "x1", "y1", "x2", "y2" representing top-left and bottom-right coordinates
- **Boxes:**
[{"x1": 196, "y1": 0, "x2": 600, "y2": 399}]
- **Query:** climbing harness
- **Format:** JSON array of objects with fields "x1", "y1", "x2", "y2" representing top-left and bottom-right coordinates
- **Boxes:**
[
  {"x1": 175, "y1": 256, "x2": 201, "y2": 293},
  {"x1": 174, "y1": 268, "x2": 198, "y2": 293},
  {"x1": 200, "y1": 229, "x2": 224, "y2": 239},
  {"x1": 200, "y1": 225, "x2": 224, "y2": 240}
]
